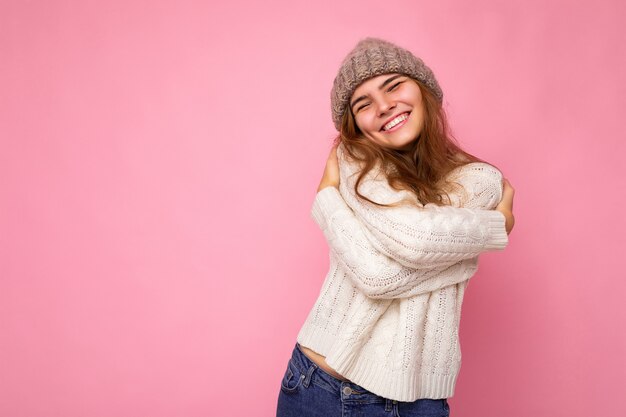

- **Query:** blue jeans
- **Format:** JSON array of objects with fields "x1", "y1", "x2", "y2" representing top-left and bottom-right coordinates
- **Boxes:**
[{"x1": 276, "y1": 343, "x2": 451, "y2": 417}]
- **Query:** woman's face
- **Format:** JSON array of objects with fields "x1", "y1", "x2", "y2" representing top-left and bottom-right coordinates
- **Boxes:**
[{"x1": 349, "y1": 73, "x2": 424, "y2": 152}]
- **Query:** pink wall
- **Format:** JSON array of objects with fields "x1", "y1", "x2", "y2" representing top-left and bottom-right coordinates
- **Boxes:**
[{"x1": 1, "y1": 1, "x2": 624, "y2": 416}]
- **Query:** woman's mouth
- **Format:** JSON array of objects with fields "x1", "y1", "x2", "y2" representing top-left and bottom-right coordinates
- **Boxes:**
[{"x1": 381, "y1": 112, "x2": 410, "y2": 132}]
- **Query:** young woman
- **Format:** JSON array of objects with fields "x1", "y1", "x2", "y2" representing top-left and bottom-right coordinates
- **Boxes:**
[{"x1": 276, "y1": 37, "x2": 515, "y2": 417}]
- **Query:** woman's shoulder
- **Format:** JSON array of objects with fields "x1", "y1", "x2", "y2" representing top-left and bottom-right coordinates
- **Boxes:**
[
  {"x1": 447, "y1": 161, "x2": 503, "y2": 181},
  {"x1": 336, "y1": 142, "x2": 354, "y2": 167},
  {"x1": 445, "y1": 161, "x2": 503, "y2": 209},
  {"x1": 337, "y1": 142, "x2": 383, "y2": 179},
  {"x1": 337, "y1": 141, "x2": 361, "y2": 164}
]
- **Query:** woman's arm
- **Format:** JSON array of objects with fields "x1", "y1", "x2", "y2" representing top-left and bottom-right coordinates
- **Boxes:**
[
  {"x1": 337, "y1": 145, "x2": 508, "y2": 269},
  {"x1": 311, "y1": 185, "x2": 478, "y2": 299}
]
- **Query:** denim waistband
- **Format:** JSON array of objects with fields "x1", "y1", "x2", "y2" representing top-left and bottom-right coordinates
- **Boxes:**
[{"x1": 291, "y1": 342, "x2": 389, "y2": 405}]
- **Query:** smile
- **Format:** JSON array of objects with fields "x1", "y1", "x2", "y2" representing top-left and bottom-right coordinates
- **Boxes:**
[{"x1": 381, "y1": 112, "x2": 410, "y2": 132}]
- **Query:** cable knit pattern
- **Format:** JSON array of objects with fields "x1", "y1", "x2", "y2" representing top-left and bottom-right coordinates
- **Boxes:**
[
  {"x1": 297, "y1": 143, "x2": 508, "y2": 401},
  {"x1": 334, "y1": 145, "x2": 508, "y2": 269}
]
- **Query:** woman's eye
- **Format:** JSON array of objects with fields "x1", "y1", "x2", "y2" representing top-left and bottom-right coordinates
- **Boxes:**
[
  {"x1": 388, "y1": 82, "x2": 402, "y2": 92},
  {"x1": 357, "y1": 103, "x2": 370, "y2": 112}
]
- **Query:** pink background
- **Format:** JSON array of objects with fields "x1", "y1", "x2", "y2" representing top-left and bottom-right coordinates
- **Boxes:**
[{"x1": 1, "y1": 1, "x2": 624, "y2": 416}]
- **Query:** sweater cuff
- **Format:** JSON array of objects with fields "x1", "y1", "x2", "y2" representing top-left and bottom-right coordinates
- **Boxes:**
[
  {"x1": 310, "y1": 186, "x2": 348, "y2": 231},
  {"x1": 482, "y1": 210, "x2": 509, "y2": 250}
]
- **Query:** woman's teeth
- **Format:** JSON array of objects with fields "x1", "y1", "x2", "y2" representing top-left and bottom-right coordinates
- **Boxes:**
[{"x1": 382, "y1": 113, "x2": 409, "y2": 131}]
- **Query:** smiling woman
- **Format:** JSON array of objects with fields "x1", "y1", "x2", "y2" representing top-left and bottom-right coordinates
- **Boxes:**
[
  {"x1": 331, "y1": 38, "x2": 497, "y2": 209},
  {"x1": 276, "y1": 37, "x2": 515, "y2": 417},
  {"x1": 350, "y1": 74, "x2": 425, "y2": 152}
]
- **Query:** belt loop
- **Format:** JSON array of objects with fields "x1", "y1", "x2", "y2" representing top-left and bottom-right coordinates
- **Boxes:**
[
  {"x1": 385, "y1": 398, "x2": 392, "y2": 411},
  {"x1": 303, "y1": 363, "x2": 317, "y2": 388}
]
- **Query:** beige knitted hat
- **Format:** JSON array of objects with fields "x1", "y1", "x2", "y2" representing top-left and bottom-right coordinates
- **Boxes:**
[{"x1": 330, "y1": 37, "x2": 443, "y2": 131}]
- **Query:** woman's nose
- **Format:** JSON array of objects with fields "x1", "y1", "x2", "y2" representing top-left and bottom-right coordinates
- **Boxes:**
[{"x1": 376, "y1": 97, "x2": 395, "y2": 116}]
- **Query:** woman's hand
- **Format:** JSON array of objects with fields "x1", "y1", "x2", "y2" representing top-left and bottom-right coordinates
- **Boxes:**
[
  {"x1": 317, "y1": 144, "x2": 340, "y2": 192},
  {"x1": 496, "y1": 178, "x2": 515, "y2": 235}
]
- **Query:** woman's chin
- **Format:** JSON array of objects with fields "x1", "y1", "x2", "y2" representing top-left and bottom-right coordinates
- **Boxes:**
[{"x1": 391, "y1": 138, "x2": 418, "y2": 152}]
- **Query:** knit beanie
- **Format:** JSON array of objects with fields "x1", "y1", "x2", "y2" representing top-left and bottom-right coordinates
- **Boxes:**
[{"x1": 330, "y1": 37, "x2": 443, "y2": 131}]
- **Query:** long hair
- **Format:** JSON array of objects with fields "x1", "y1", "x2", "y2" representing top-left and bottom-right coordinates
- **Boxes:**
[{"x1": 335, "y1": 78, "x2": 490, "y2": 208}]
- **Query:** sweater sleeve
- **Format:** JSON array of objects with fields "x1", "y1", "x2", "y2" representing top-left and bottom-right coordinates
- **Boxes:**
[
  {"x1": 311, "y1": 186, "x2": 479, "y2": 299},
  {"x1": 337, "y1": 146, "x2": 508, "y2": 269}
]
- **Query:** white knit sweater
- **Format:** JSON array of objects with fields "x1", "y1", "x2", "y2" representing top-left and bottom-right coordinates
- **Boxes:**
[{"x1": 297, "y1": 143, "x2": 508, "y2": 401}]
